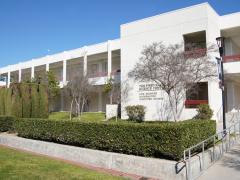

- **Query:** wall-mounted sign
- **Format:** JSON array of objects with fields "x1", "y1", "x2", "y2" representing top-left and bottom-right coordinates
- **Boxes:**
[{"x1": 138, "y1": 83, "x2": 164, "y2": 101}]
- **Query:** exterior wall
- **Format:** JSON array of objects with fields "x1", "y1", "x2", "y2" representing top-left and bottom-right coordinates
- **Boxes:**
[{"x1": 120, "y1": 3, "x2": 222, "y2": 120}]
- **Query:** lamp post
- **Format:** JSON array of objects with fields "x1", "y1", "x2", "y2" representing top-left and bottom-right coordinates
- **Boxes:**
[{"x1": 216, "y1": 37, "x2": 226, "y2": 131}]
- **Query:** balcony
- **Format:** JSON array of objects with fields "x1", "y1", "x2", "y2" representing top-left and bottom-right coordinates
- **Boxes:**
[
  {"x1": 185, "y1": 100, "x2": 208, "y2": 107},
  {"x1": 88, "y1": 69, "x2": 121, "y2": 85},
  {"x1": 184, "y1": 48, "x2": 207, "y2": 59},
  {"x1": 224, "y1": 54, "x2": 240, "y2": 63}
]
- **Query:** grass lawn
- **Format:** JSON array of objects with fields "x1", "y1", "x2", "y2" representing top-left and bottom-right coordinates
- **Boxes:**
[
  {"x1": 49, "y1": 112, "x2": 171, "y2": 125},
  {"x1": 0, "y1": 146, "x2": 126, "y2": 180},
  {"x1": 49, "y1": 112, "x2": 105, "y2": 122}
]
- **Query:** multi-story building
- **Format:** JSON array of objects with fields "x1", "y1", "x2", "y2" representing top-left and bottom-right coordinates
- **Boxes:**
[{"x1": 0, "y1": 3, "x2": 240, "y2": 127}]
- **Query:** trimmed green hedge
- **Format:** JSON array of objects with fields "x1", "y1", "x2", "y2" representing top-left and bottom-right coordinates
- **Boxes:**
[
  {"x1": 14, "y1": 118, "x2": 216, "y2": 160},
  {"x1": 0, "y1": 83, "x2": 49, "y2": 118},
  {"x1": 0, "y1": 116, "x2": 15, "y2": 132}
]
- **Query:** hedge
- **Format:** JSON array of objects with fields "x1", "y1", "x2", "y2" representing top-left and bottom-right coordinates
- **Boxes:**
[
  {"x1": 0, "y1": 116, "x2": 15, "y2": 132},
  {"x1": 0, "y1": 83, "x2": 49, "y2": 118},
  {"x1": 14, "y1": 118, "x2": 216, "y2": 160},
  {"x1": 21, "y1": 83, "x2": 31, "y2": 118}
]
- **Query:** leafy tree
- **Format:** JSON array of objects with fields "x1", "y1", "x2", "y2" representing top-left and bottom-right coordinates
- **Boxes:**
[{"x1": 40, "y1": 71, "x2": 60, "y2": 112}]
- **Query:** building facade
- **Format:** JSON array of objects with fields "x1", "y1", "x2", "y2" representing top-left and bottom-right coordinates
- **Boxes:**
[{"x1": 0, "y1": 3, "x2": 240, "y2": 126}]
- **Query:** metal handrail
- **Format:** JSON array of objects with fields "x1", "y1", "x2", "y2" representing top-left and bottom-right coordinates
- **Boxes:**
[{"x1": 183, "y1": 120, "x2": 240, "y2": 180}]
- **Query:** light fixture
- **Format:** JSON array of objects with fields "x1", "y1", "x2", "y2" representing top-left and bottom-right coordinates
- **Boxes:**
[{"x1": 216, "y1": 37, "x2": 225, "y2": 57}]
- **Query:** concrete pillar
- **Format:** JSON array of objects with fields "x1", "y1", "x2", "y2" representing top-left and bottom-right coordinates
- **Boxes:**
[
  {"x1": 7, "y1": 71, "x2": 10, "y2": 88},
  {"x1": 46, "y1": 63, "x2": 49, "y2": 72},
  {"x1": 83, "y1": 46, "x2": 88, "y2": 76},
  {"x1": 18, "y1": 68, "x2": 22, "y2": 82},
  {"x1": 98, "y1": 91, "x2": 103, "y2": 112},
  {"x1": 63, "y1": 60, "x2": 67, "y2": 85},
  {"x1": 31, "y1": 66, "x2": 35, "y2": 79},
  {"x1": 107, "y1": 40, "x2": 112, "y2": 78}
]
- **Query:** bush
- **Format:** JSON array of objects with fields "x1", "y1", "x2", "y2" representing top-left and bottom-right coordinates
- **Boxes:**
[
  {"x1": 0, "y1": 83, "x2": 49, "y2": 118},
  {"x1": 125, "y1": 105, "x2": 146, "y2": 122},
  {"x1": 10, "y1": 84, "x2": 22, "y2": 118},
  {"x1": 38, "y1": 84, "x2": 49, "y2": 118},
  {"x1": 21, "y1": 83, "x2": 31, "y2": 118},
  {"x1": 0, "y1": 116, "x2": 15, "y2": 132},
  {"x1": 14, "y1": 118, "x2": 216, "y2": 160},
  {"x1": 195, "y1": 104, "x2": 213, "y2": 120},
  {"x1": 0, "y1": 88, "x2": 6, "y2": 115}
]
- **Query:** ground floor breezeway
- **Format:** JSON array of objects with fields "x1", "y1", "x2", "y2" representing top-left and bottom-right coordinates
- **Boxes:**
[{"x1": 52, "y1": 85, "x2": 112, "y2": 113}]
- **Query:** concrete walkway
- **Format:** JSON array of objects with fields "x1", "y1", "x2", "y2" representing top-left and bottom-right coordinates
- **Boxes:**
[{"x1": 199, "y1": 142, "x2": 240, "y2": 180}]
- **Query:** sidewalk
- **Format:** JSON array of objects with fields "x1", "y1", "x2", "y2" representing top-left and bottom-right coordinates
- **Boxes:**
[{"x1": 199, "y1": 143, "x2": 240, "y2": 180}]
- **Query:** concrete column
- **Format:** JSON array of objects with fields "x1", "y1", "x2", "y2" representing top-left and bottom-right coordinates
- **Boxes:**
[
  {"x1": 63, "y1": 60, "x2": 67, "y2": 85},
  {"x1": 83, "y1": 46, "x2": 88, "y2": 76},
  {"x1": 7, "y1": 71, "x2": 10, "y2": 88},
  {"x1": 107, "y1": 40, "x2": 112, "y2": 78},
  {"x1": 31, "y1": 66, "x2": 35, "y2": 79},
  {"x1": 18, "y1": 68, "x2": 22, "y2": 82},
  {"x1": 46, "y1": 63, "x2": 49, "y2": 72},
  {"x1": 98, "y1": 91, "x2": 103, "y2": 112}
]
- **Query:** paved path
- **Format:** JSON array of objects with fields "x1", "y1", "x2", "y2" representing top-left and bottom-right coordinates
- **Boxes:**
[{"x1": 199, "y1": 142, "x2": 240, "y2": 180}]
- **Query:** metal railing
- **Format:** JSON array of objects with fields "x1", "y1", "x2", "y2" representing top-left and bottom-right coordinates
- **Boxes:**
[{"x1": 183, "y1": 120, "x2": 240, "y2": 180}]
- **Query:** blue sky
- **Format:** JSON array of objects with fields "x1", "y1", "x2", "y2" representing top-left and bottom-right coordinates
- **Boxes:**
[{"x1": 0, "y1": 0, "x2": 239, "y2": 67}]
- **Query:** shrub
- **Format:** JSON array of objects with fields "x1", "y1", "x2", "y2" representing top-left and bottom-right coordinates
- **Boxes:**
[
  {"x1": 14, "y1": 118, "x2": 216, "y2": 160},
  {"x1": 0, "y1": 116, "x2": 15, "y2": 132},
  {"x1": 21, "y1": 83, "x2": 31, "y2": 118},
  {"x1": 5, "y1": 88, "x2": 12, "y2": 115},
  {"x1": 195, "y1": 104, "x2": 213, "y2": 120},
  {"x1": 125, "y1": 105, "x2": 146, "y2": 122},
  {"x1": 38, "y1": 84, "x2": 49, "y2": 118},
  {"x1": 0, "y1": 88, "x2": 6, "y2": 115},
  {"x1": 10, "y1": 84, "x2": 22, "y2": 118},
  {"x1": 30, "y1": 84, "x2": 40, "y2": 118},
  {"x1": 0, "y1": 83, "x2": 49, "y2": 118}
]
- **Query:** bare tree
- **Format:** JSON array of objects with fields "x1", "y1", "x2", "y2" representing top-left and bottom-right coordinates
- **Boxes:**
[
  {"x1": 128, "y1": 42, "x2": 217, "y2": 121},
  {"x1": 64, "y1": 75, "x2": 92, "y2": 120}
]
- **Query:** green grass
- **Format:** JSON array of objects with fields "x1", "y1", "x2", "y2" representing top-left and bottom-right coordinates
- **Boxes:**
[
  {"x1": 49, "y1": 112, "x2": 171, "y2": 124},
  {"x1": 49, "y1": 112, "x2": 105, "y2": 122},
  {"x1": 73, "y1": 112, "x2": 105, "y2": 122},
  {"x1": 49, "y1": 112, "x2": 70, "y2": 120},
  {"x1": 0, "y1": 146, "x2": 126, "y2": 180}
]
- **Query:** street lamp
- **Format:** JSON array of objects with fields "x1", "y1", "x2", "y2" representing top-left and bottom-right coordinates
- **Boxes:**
[{"x1": 216, "y1": 36, "x2": 226, "y2": 131}]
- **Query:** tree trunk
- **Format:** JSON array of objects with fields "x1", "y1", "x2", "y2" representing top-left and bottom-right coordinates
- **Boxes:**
[
  {"x1": 80, "y1": 99, "x2": 85, "y2": 118},
  {"x1": 74, "y1": 98, "x2": 80, "y2": 119},
  {"x1": 167, "y1": 94, "x2": 177, "y2": 122},
  {"x1": 70, "y1": 99, "x2": 74, "y2": 120}
]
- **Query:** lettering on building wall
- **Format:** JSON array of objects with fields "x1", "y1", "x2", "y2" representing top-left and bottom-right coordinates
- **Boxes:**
[{"x1": 138, "y1": 84, "x2": 164, "y2": 101}]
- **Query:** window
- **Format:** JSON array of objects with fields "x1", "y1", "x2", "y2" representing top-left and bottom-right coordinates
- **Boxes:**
[
  {"x1": 184, "y1": 31, "x2": 206, "y2": 51},
  {"x1": 90, "y1": 64, "x2": 98, "y2": 75},
  {"x1": 103, "y1": 62, "x2": 108, "y2": 73},
  {"x1": 185, "y1": 82, "x2": 208, "y2": 108}
]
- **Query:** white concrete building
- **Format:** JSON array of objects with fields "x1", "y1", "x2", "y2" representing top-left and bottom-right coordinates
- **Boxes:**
[{"x1": 0, "y1": 3, "x2": 240, "y2": 125}]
